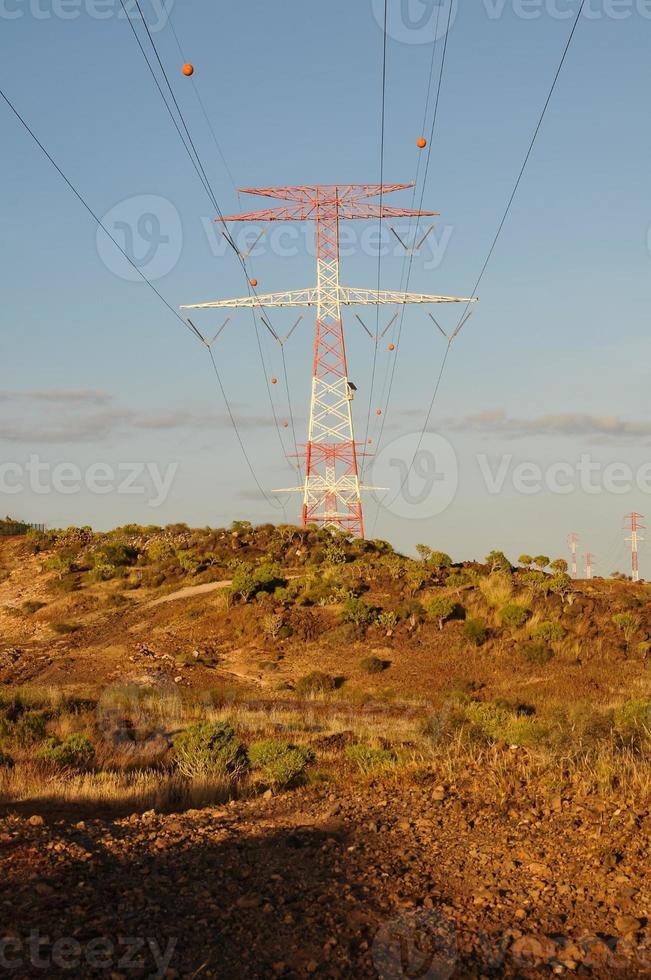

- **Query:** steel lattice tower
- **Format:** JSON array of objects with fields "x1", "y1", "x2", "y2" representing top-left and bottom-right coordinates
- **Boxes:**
[
  {"x1": 183, "y1": 184, "x2": 476, "y2": 537},
  {"x1": 568, "y1": 531, "x2": 579, "y2": 580},
  {"x1": 624, "y1": 512, "x2": 645, "y2": 582}
]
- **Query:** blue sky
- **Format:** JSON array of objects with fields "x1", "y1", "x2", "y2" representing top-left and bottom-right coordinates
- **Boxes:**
[{"x1": 2, "y1": 0, "x2": 650, "y2": 573}]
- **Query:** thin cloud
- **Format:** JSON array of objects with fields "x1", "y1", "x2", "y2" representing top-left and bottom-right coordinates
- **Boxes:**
[
  {"x1": 0, "y1": 388, "x2": 113, "y2": 405},
  {"x1": 441, "y1": 409, "x2": 651, "y2": 440}
]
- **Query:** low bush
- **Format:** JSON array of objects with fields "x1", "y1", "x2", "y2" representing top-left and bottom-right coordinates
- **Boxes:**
[
  {"x1": 346, "y1": 743, "x2": 396, "y2": 773},
  {"x1": 13, "y1": 711, "x2": 47, "y2": 746},
  {"x1": 294, "y1": 672, "x2": 336, "y2": 697},
  {"x1": 341, "y1": 596, "x2": 378, "y2": 632},
  {"x1": 499, "y1": 603, "x2": 530, "y2": 629},
  {"x1": 519, "y1": 640, "x2": 554, "y2": 665},
  {"x1": 249, "y1": 739, "x2": 314, "y2": 787},
  {"x1": 613, "y1": 698, "x2": 651, "y2": 748},
  {"x1": 0, "y1": 748, "x2": 14, "y2": 768},
  {"x1": 359, "y1": 656, "x2": 388, "y2": 674},
  {"x1": 22, "y1": 600, "x2": 46, "y2": 615},
  {"x1": 50, "y1": 621, "x2": 80, "y2": 635},
  {"x1": 230, "y1": 563, "x2": 285, "y2": 603},
  {"x1": 531, "y1": 621, "x2": 566, "y2": 643},
  {"x1": 464, "y1": 701, "x2": 544, "y2": 747},
  {"x1": 425, "y1": 597, "x2": 456, "y2": 630},
  {"x1": 37, "y1": 733, "x2": 95, "y2": 769},
  {"x1": 173, "y1": 721, "x2": 249, "y2": 780},
  {"x1": 464, "y1": 618, "x2": 487, "y2": 647}
]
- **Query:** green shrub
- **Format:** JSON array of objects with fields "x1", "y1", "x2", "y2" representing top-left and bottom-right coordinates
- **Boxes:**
[
  {"x1": 13, "y1": 711, "x2": 47, "y2": 746},
  {"x1": 377, "y1": 610, "x2": 399, "y2": 633},
  {"x1": 37, "y1": 734, "x2": 95, "y2": 769},
  {"x1": 547, "y1": 572, "x2": 572, "y2": 597},
  {"x1": 146, "y1": 539, "x2": 175, "y2": 563},
  {"x1": 249, "y1": 739, "x2": 314, "y2": 787},
  {"x1": 519, "y1": 640, "x2": 554, "y2": 665},
  {"x1": 295, "y1": 672, "x2": 336, "y2": 697},
  {"x1": 464, "y1": 701, "x2": 543, "y2": 747},
  {"x1": 445, "y1": 572, "x2": 468, "y2": 588},
  {"x1": 173, "y1": 721, "x2": 249, "y2": 780},
  {"x1": 531, "y1": 621, "x2": 566, "y2": 643},
  {"x1": 95, "y1": 543, "x2": 138, "y2": 568},
  {"x1": 230, "y1": 562, "x2": 285, "y2": 603},
  {"x1": 359, "y1": 656, "x2": 388, "y2": 674},
  {"x1": 425, "y1": 597, "x2": 456, "y2": 630},
  {"x1": 341, "y1": 596, "x2": 378, "y2": 631},
  {"x1": 0, "y1": 749, "x2": 14, "y2": 769},
  {"x1": 613, "y1": 699, "x2": 650, "y2": 746},
  {"x1": 427, "y1": 551, "x2": 452, "y2": 569},
  {"x1": 485, "y1": 551, "x2": 511, "y2": 573},
  {"x1": 499, "y1": 603, "x2": 530, "y2": 629},
  {"x1": 346, "y1": 743, "x2": 396, "y2": 773},
  {"x1": 464, "y1": 618, "x2": 487, "y2": 647},
  {"x1": 612, "y1": 612, "x2": 641, "y2": 644}
]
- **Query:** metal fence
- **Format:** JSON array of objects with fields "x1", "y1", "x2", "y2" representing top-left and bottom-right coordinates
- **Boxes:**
[{"x1": 0, "y1": 522, "x2": 46, "y2": 537}]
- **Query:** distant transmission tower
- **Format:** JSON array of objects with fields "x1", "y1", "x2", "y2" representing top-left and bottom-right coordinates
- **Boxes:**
[
  {"x1": 568, "y1": 531, "x2": 579, "y2": 580},
  {"x1": 624, "y1": 512, "x2": 645, "y2": 582},
  {"x1": 583, "y1": 552, "x2": 595, "y2": 580},
  {"x1": 183, "y1": 184, "x2": 476, "y2": 537}
]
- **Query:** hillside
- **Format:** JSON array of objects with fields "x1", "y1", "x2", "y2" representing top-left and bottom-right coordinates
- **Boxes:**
[{"x1": 0, "y1": 522, "x2": 649, "y2": 978}]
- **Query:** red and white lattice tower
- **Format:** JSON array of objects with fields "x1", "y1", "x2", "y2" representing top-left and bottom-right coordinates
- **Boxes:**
[
  {"x1": 568, "y1": 531, "x2": 579, "y2": 580},
  {"x1": 182, "y1": 184, "x2": 476, "y2": 537},
  {"x1": 624, "y1": 512, "x2": 645, "y2": 582},
  {"x1": 583, "y1": 552, "x2": 595, "y2": 580}
]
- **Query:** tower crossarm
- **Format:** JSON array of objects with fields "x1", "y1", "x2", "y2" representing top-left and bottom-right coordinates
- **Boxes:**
[
  {"x1": 340, "y1": 287, "x2": 477, "y2": 306},
  {"x1": 181, "y1": 287, "x2": 477, "y2": 311}
]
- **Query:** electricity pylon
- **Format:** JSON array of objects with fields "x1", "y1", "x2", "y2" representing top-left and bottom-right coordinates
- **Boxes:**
[
  {"x1": 624, "y1": 512, "x2": 645, "y2": 582},
  {"x1": 568, "y1": 531, "x2": 579, "y2": 580},
  {"x1": 183, "y1": 183, "x2": 477, "y2": 537}
]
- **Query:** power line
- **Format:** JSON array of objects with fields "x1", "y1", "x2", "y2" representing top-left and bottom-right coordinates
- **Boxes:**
[
  {"x1": 361, "y1": 0, "x2": 388, "y2": 475},
  {"x1": 0, "y1": 84, "x2": 283, "y2": 513},
  {"x1": 374, "y1": 0, "x2": 587, "y2": 525},
  {"x1": 372, "y1": 0, "x2": 454, "y2": 456},
  {"x1": 120, "y1": 0, "x2": 299, "y2": 475}
]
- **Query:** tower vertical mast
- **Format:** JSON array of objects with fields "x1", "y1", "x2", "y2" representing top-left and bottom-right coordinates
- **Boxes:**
[{"x1": 584, "y1": 552, "x2": 595, "y2": 580}]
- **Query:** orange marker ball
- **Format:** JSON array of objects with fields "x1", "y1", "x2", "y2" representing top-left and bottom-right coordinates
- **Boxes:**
[
  {"x1": 271, "y1": 377, "x2": 278, "y2": 385},
  {"x1": 417, "y1": 136, "x2": 427, "y2": 149},
  {"x1": 249, "y1": 278, "x2": 258, "y2": 287},
  {"x1": 182, "y1": 64, "x2": 194, "y2": 77},
  {"x1": 387, "y1": 343, "x2": 395, "y2": 351},
  {"x1": 376, "y1": 408, "x2": 382, "y2": 416},
  {"x1": 282, "y1": 421, "x2": 289, "y2": 428}
]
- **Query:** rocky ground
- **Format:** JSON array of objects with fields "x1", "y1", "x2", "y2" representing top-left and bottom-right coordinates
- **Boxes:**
[{"x1": 1, "y1": 773, "x2": 649, "y2": 979}]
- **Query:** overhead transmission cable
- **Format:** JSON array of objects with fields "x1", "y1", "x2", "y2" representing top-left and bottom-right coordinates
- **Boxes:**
[
  {"x1": 360, "y1": 0, "x2": 388, "y2": 477},
  {"x1": 375, "y1": 0, "x2": 587, "y2": 527},
  {"x1": 119, "y1": 0, "x2": 301, "y2": 478},
  {"x1": 0, "y1": 84, "x2": 282, "y2": 511},
  {"x1": 373, "y1": 0, "x2": 454, "y2": 459}
]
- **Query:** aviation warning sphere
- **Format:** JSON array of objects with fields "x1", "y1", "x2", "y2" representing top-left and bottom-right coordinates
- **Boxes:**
[
  {"x1": 182, "y1": 64, "x2": 194, "y2": 77},
  {"x1": 249, "y1": 278, "x2": 258, "y2": 287},
  {"x1": 417, "y1": 136, "x2": 427, "y2": 149},
  {"x1": 387, "y1": 343, "x2": 395, "y2": 351},
  {"x1": 271, "y1": 377, "x2": 278, "y2": 385},
  {"x1": 376, "y1": 408, "x2": 382, "y2": 416},
  {"x1": 282, "y1": 421, "x2": 289, "y2": 428}
]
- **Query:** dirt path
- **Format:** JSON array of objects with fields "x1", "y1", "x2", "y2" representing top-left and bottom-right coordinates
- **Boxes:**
[{"x1": 146, "y1": 580, "x2": 231, "y2": 607}]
